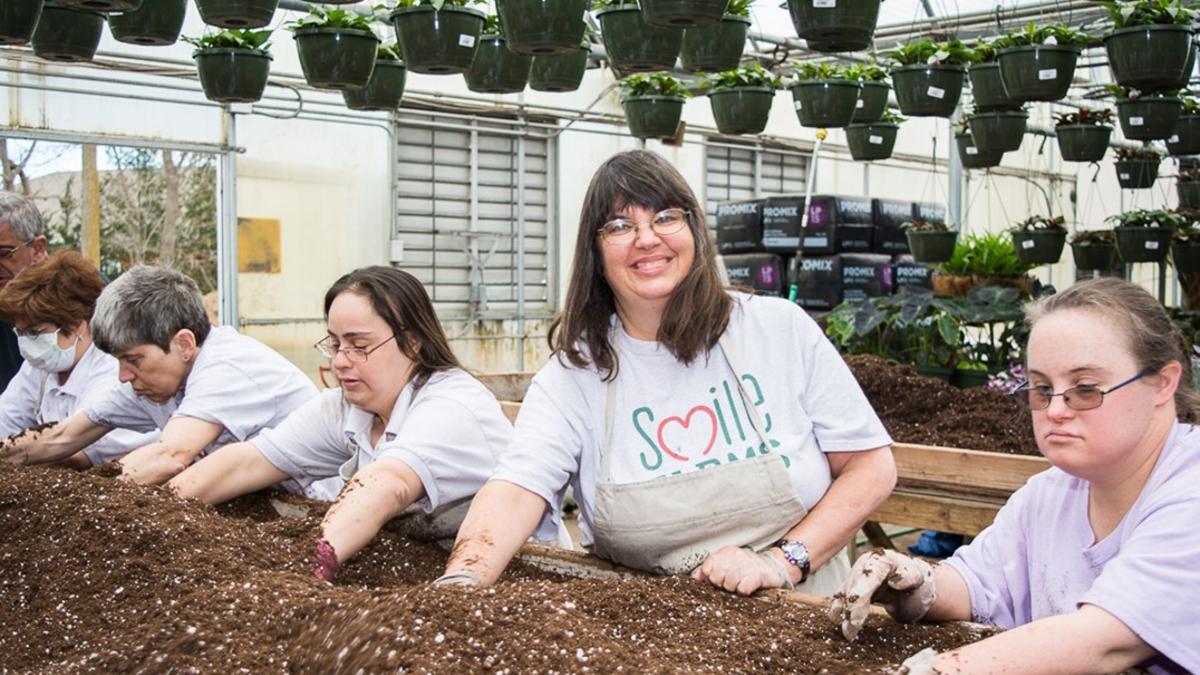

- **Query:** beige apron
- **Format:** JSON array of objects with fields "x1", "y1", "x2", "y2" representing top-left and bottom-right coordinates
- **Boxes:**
[{"x1": 588, "y1": 333, "x2": 850, "y2": 595}]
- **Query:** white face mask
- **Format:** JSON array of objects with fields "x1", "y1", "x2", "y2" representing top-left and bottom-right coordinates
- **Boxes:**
[{"x1": 18, "y1": 330, "x2": 79, "y2": 374}]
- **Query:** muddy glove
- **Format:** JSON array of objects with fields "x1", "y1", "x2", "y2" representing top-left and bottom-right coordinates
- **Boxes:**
[
  {"x1": 432, "y1": 570, "x2": 483, "y2": 588},
  {"x1": 894, "y1": 647, "x2": 939, "y2": 675},
  {"x1": 828, "y1": 549, "x2": 937, "y2": 642},
  {"x1": 312, "y1": 539, "x2": 341, "y2": 583}
]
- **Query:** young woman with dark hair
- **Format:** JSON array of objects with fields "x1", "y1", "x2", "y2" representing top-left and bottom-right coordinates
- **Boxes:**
[
  {"x1": 170, "y1": 266, "x2": 512, "y2": 583},
  {"x1": 437, "y1": 150, "x2": 897, "y2": 595}
]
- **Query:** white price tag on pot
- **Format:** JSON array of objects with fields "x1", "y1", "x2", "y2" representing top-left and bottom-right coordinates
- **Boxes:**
[
  {"x1": 1120, "y1": 172, "x2": 1131, "y2": 179},
  {"x1": 1129, "y1": 116, "x2": 1145, "y2": 126},
  {"x1": 793, "y1": 100, "x2": 803, "y2": 110},
  {"x1": 1146, "y1": 240, "x2": 1160, "y2": 250},
  {"x1": 856, "y1": 99, "x2": 865, "y2": 108},
  {"x1": 1022, "y1": 239, "x2": 1036, "y2": 249},
  {"x1": 1038, "y1": 68, "x2": 1057, "y2": 80},
  {"x1": 813, "y1": 0, "x2": 836, "y2": 7},
  {"x1": 459, "y1": 34, "x2": 476, "y2": 48},
  {"x1": 966, "y1": 146, "x2": 979, "y2": 155},
  {"x1": 1171, "y1": 134, "x2": 1181, "y2": 143},
  {"x1": 927, "y1": 86, "x2": 946, "y2": 99},
  {"x1": 869, "y1": 134, "x2": 884, "y2": 144}
]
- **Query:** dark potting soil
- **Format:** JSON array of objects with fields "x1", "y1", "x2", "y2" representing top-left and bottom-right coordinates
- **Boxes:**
[
  {"x1": 846, "y1": 355, "x2": 1040, "y2": 456},
  {"x1": 0, "y1": 463, "x2": 991, "y2": 673}
]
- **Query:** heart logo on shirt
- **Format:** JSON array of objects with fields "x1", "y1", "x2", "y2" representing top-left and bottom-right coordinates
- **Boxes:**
[{"x1": 656, "y1": 405, "x2": 718, "y2": 462}]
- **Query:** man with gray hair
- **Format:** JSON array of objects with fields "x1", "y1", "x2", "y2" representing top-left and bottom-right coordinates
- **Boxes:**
[{"x1": 0, "y1": 191, "x2": 48, "y2": 391}]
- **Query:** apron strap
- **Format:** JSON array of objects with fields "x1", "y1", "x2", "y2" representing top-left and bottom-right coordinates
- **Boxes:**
[{"x1": 717, "y1": 333, "x2": 772, "y2": 451}]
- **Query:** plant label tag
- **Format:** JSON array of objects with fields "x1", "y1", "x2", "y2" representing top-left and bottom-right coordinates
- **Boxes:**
[
  {"x1": 1120, "y1": 172, "x2": 1131, "y2": 179},
  {"x1": 869, "y1": 134, "x2": 884, "y2": 144},
  {"x1": 793, "y1": 100, "x2": 803, "y2": 110},
  {"x1": 1038, "y1": 68, "x2": 1057, "y2": 80},
  {"x1": 813, "y1": 0, "x2": 836, "y2": 7},
  {"x1": 927, "y1": 86, "x2": 946, "y2": 99},
  {"x1": 1146, "y1": 241, "x2": 1160, "y2": 250},
  {"x1": 966, "y1": 146, "x2": 979, "y2": 155},
  {"x1": 1022, "y1": 239, "x2": 1035, "y2": 249},
  {"x1": 1170, "y1": 134, "x2": 1181, "y2": 143},
  {"x1": 459, "y1": 34, "x2": 476, "y2": 48},
  {"x1": 856, "y1": 99, "x2": 864, "y2": 108},
  {"x1": 1129, "y1": 116, "x2": 1145, "y2": 126}
]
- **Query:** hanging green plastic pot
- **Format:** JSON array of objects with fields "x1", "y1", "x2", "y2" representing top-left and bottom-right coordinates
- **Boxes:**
[
  {"x1": 1115, "y1": 226, "x2": 1173, "y2": 263},
  {"x1": 343, "y1": 60, "x2": 406, "y2": 110},
  {"x1": 891, "y1": 65, "x2": 964, "y2": 117},
  {"x1": 709, "y1": 87, "x2": 774, "y2": 135},
  {"x1": 0, "y1": 0, "x2": 43, "y2": 46},
  {"x1": 995, "y1": 45, "x2": 1079, "y2": 102},
  {"x1": 1167, "y1": 115, "x2": 1200, "y2": 156},
  {"x1": 1055, "y1": 124, "x2": 1112, "y2": 163},
  {"x1": 1178, "y1": 180, "x2": 1200, "y2": 208},
  {"x1": 956, "y1": 132, "x2": 1003, "y2": 169},
  {"x1": 622, "y1": 95, "x2": 686, "y2": 139},
  {"x1": 680, "y1": 14, "x2": 749, "y2": 73},
  {"x1": 530, "y1": 45, "x2": 589, "y2": 92},
  {"x1": 56, "y1": 0, "x2": 141, "y2": 14},
  {"x1": 852, "y1": 81, "x2": 890, "y2": 123},
  {"x1": 194, "y1": 0, "x2": 279, "y2": 28},
  {"x1": 391, "y1": 5, "x2": 485, "y2": 75},
  {"x1": 906, "y1": 230, "x2": 959, "y2": 263},
  {"x1": 1115, "y1": 158, "x2": 1160, "y2": 189},
  {"x1": 1012, "y1": 230, "x2": 1067, "y2": 265},
  {"x1": 109, "y1": 0, "x2": 188, "y2": 46},
  {"x1": 596, "y1": 5, "x2": 682, "y2": 73},
  {"x1": 495, "y1": 0, "x2": 587, "y2": 55},
  {"x1": 845, "y1": 122, "x2": 898, "y2": 161},
  {"x1": 968, "y1": 111, "x2": 1027, "y2": 153},
  {"x1": 640, "y1": 0, "x2": 727, "y2": 29},
  {"x1": 194, "y1": 47, "x2": 272, "y2": 103},
  {"x1": 786, "y1": 0, "x2": 882, "y2": 53},
  {"x1": 968, "y1": 62, "x2": 1020, "y2": 111},
  {"x1": 32, "y1": 7, "x2": 104, "y2": 62},
  {"x1": 1173, "y1": 239, "x2": 1200, "y2": 273},
  {"x1": 1104, "y1": 24, "x2": 1194, "y2": 92},
  {"x1": 1116, "y1": 96, "x2": 1182, "y2": 141},
  {"x1": 1072, "y1": 241, "x2": 1116, "y2": 270},
  {"x1": 465, "y1": 35, "x2": 532, "y2": 94},
  {"x1": 790, "y1": 79, "x2": 860, "y2": 128},
  {"x1": 294, "y1": 28, "x2": 379, "y2": 90}
]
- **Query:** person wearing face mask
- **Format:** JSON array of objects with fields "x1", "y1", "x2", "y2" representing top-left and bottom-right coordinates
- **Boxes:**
[
  {"x1": 169, "y1": 267, "x2": 512, "y2": 582},
  {"x1": 0, "y1": 192, "x2": 50, "y2": 392},
  {"x1": 0, "y1": 265, "x2": 319, "y2": 485},
  {"x1": 0, "y1": 251, "x2": 155, "y2": 467}
]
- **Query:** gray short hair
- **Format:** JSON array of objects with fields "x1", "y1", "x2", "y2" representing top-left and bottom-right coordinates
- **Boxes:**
[
  {"x1": 91, "y1": 265, "x2": 212, "y2": 355},
  {"x1": 0, "y1": 191, "x2": 43, "y2": 241}
]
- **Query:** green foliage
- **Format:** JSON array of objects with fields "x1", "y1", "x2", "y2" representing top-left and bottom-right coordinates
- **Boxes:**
[
  {"x1": 725, "y1": 0, "x2": 754, "y2": 17},
  {"x1": 1070, "y1": 229, "x2": 1116, "y2": 244},
  {"x1": 1102, "y1": 0, "x2": 1196, "y2": 27},
  {"x1": 1173, "y1": 221, "x2": 1200, "y2": 242},
  {"x1": 706, "y1": 63, "x2": 781, "y2": 91},
  {"x1": 286, "y1": 6, "x2": 375, "y2": 31},
  {"x1": 843, "y1": 63, "x2": 888, "y2": 81},
  {"x1": 938, "y1": 232, "x2": 1036, "y2": 277},
  {"x1": 1053, "y1": 108, "x2": 1113, "y2": 126},
  {"x1": 1182, "y1": 97, "x2": 1200, "y2": 116},
  {"x1": 969, "y1": 37, "x2": 1011, "y2": 63},
  {"x1": 888, "y1": 38, "x2": 973, "y2": 67},
  {"x1": 901, "y1": 220, "x2": 950, "y2": 232},
  {"x1": 1113, "y1": 144, "x2": 1163, "y2": 160},
  {"x1": 879, "y1": 108, "x2": 906, "y2": 124},
  {"x1": 1011, "y1": 215, "x2": 1067, "y2": 232},
  {"x1": 392, "y1": 0, "x2": 485, "y2": 8},
  {"x1": 483, "y1": 13, "x2": 500, "y2": 34},
  {"x1": 590, "y1": 0, "x2": 633, "y2": 7},
  {"x1": 182, "y1": 29, "x2": 272, "y2": 52},
  {"x1": 1106, "y1": 208, "x2": 1185, "y2": 228},
  {"x1": 377, "y1": 43, "x2": 403, "y2": 61},
  {"x1": 620, "y1": 72, "x2": 690, "y2": 98},
  {"x1": 792, "y1": 62, "x2": 854, "y2": 81},
  {"x1": 1002, "y1": 21, "x2": 1096, "y2": 47}
]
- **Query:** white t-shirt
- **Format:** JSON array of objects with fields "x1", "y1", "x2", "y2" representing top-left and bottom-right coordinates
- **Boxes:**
[
  {"x1": 492, "y1": 292, "x2": 893, "y2": 545},
  {"x1": 252, "y1": 369, "x2": 512, "y2": 512},
  {"x1": 84, "y1": 326, "x2": 318, "y2": 454},
  {"x1": 0, "y1": 344, "x2": 158, "y2": 464}
]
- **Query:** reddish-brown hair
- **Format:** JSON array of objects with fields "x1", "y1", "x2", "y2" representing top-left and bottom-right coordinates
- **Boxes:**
[{"x1": 0, "y1": 250, "x2": 105, "y2": 329}]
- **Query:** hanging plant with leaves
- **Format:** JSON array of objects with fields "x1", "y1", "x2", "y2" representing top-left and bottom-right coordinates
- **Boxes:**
[
  {"x1": 1002, "y1": 22, "x2": 1096, "y2": 47},
  {"x1": 1106, "y1": 208, "x2": 1184, "y2": 228},
  {"x1": 1011, "y1": 215, "x2": 1067, "y2": 232},
  {"x1": 792, "y1": 62, "x2": 854, "y2": 81},
  {"x1": 183, "y1": 29, "x2": 272, "y2": 51},
  {"x1": 1071, "y1": 229, "x2": 1116, "y2": 244},
  {"x1": 1102, "y1": 0, "x2": 1197, "y2": 27},
  {"x1": 1114, "y1": 145, "x2": 1164, "y2": 159},
  {"x1": 1054, "y1": 108, "x2": 1114, "y2": 126},
  {"x1": 902, "y1": 220, "x2": 951, "y2": 232},
  {"x1": 889, "y1": 38, "x2": 974, "y2": 66},
  {"x1": 968, "y1": 37, "x2": 1012, "y2": 63},
  {"x1": 391, "y1": 0, "x2": 486, "y2": 7},
  {"x1": 286, "y1": 6, "x2": 375, "y2": 31},
  {"x1": 725, "y1": 0, "x2": 754, "y2": 17},
  {"x1": 620, "y1": 72, "x2": 690, "y2": 98},
  {"x1": 377, "y1": 42, "x2": 403, "y2": 61},
  {"x1": 879, "y1": 108, "x2": 906, "y2": 124},
  {"x1": 843, "y1": 63, "x2": 888, "y2": 81},
  {"x1": 707, "y1": 63, "x2": 781, "y2": 90}
]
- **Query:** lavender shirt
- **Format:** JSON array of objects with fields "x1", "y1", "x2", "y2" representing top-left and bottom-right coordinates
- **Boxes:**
[{"x1": 944, "y1": 422, "x2": 1200, "y2": 674}]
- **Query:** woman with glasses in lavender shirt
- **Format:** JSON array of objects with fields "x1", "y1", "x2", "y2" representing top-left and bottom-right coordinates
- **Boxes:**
[
  {"x1": 170, "y1": 267, "x2": 511, "y2": 583},
  {"x1": 831, "y1": 277, "x2": 1200, "y2": 674}
]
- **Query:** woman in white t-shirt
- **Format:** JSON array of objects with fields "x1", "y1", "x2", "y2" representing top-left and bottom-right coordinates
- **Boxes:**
[
  {"x1": 0, "y1": 250, "x2": 155, "y2": 466},
  {"x1": 436, "y1": 150, "x2": 896, "y2": 595},
  {"x1": 170, "y1": 267, "x2": 511, "y2": 582}
]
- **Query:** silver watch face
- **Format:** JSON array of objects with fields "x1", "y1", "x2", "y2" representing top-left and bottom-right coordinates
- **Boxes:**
[{"x1": 782, "y1": 540, "x2": 809, "y2": 565}]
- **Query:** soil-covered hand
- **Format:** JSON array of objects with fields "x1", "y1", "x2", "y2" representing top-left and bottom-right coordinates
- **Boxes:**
[
  {"x1": 312, "y1": 539, "x2": 341, "y2": 582},
  {"x1": 828, "y1": 549, "x2": 937, "y2": 642},
  {"x1": 0, "y1": 428, "x2": 46, "y2": 465},
  {"x1": 432, "y1": 570, "x2": 483, "y2": 588},
  {"x1": 690, "y1": 545, "x2": 791, "y2": 596},
  {"x1": 894, "y1": 647, "x2": 939, "y2": 675}
]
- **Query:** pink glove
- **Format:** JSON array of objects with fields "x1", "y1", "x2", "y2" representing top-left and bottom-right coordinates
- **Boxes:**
[{"x1": 312, "y1": 539, "x2": 341, "y2": 582}]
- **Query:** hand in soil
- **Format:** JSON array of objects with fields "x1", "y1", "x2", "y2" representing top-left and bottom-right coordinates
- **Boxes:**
[
  {"x1": 432, "y1": 570, "x2": 483, "y2": 587},
  {"x1": 895, "y1": 647, "x2": 939, "y2": 674},
  {"x1": 690, "y1": 545, "x2": 792, "y2": 596},
  {"x1": 0, "y1": 422, "x2": 56, "y2": 465},
  {"x1": 830, "y1": 549, "x2": 938, "y2": 641},
  {"x1": 312, "y1": 538, "x2": 340, "y2": 582}
]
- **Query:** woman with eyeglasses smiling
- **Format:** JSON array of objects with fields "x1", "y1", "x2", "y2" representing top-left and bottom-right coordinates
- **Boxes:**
[
  {"x1": 170, "y1": 267, "x2": 512, "y2": 583},
  {"x1": 830, "y1": 277, "x2": 1200, "y2": 674},
  {"x1": 434, "y1": 150, "x2": 896, "y2": 594}
]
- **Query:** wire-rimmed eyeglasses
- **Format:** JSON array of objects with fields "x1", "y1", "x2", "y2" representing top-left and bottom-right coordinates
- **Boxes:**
[
  {"x1": 597, "y1": 208, "x2": 690, "y2": 245},
  {"x1": 1011, "y1": 368, "x2": 1155, "y2": 412},
  {"x1": 314, "y1": 334, "x2": 397, "y2": 363}
]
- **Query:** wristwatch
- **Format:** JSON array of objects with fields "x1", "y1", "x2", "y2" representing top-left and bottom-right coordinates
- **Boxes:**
[{"x1": 773, "y1": 539, "x2": 811, "y2": 584}]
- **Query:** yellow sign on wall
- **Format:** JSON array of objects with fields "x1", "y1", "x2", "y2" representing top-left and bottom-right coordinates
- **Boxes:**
[{"x1": 237, "y1": 217, "x2": 281, "y2": 273}]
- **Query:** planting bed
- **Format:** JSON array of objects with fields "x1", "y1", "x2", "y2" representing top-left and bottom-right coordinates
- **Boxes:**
[{"x1": 0, "y1": 461, "x2": 990, "y2": 672}]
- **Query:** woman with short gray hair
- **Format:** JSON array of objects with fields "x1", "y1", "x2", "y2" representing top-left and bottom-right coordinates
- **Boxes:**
[{"x1": 1, "y1": 265, "x2": 319, "y2": 485}]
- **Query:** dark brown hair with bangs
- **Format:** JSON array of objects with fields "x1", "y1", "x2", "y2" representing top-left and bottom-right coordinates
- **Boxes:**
[
  {"x1": 0, "y1": 250, "x2": 104, "y2": 329},
  {"x1": 549, "y1": 150, "x2": 732, "y2": 380}
]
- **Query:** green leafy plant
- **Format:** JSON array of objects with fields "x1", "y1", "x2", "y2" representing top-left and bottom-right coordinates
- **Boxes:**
[
  {"x1": 879, "y1": 108, "x2": 906, "y2": 124},
  {"x1": 1173, "y1": 221, "x2": 1200, "y2": 242},
  {"x1": 620, "y1": 72, "x2": 690, "y2": 98},
  {"x1": 939, "y1": 232, "x2": 1036, "y2": 277},
  {"x1": 707, "y1": 63, "x2": 781, "y2": 91},
  {"x1": 392, "y1": 0, "x2": 485, "y2": 7},
  {"x1": 378, "y1": 42, "x2": 403, "y2": 61},
  {"x1": 843, "y1": 63, "x2": 888, "y2": 81},
  {"x1": 183, "y1": 29, "x2": 273, "y2": 51},
  {"x1": 792, "y1": 62, "x2": 853, "y2": 81},
  {"x1": 901, "y1": 220, "x2": 951, "y2": 231},
  {"x1": 888, "y1": 38, "x2": 973, "y2": 67},
  {"x1": 1181, "y1": 97, "x2": 1200, "y2": 116},
  {"x1": 968, "y1": 37, "x2": 1011, "y2": 63},
  {"x1": 725, "y1": 0, "x2": 754, "y2": 17},
  {"x1": 1102, "y1": 0, "x2": 1196, "y2": 27},
  {"x1": 1114, "y1": 144, "x2": 1163, "y2": 160},
  {"x1": 1106, "y1": 208, "x2": 1185, "y2": 228},
  {"x1": 1002, "y1": 21, "x2": 1096, "y2": 47},
  {"x1": 590, "y1": 0, "x2": 633, "y2": 7},
  {"x1": 1053, "y1": 108, "x2": 1114, "y2": 126},
  {"x1": 482, "y1": 13, "x2": 500, "y2": 34},
  {"x1": 1011, "y1": 215, "x2": 1067, "y2": 232},
  {"x1": 286, "y1": 6, "x2": 375, "y2": 31},
  {"x1": 1070, "y1": 229, "x2": 1116, "y2": 244}
]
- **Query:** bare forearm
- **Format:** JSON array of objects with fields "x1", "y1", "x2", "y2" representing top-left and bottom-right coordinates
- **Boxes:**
[
  {"x1": 21, "y1": 417, "x2": 110, "y2": 465},
  {"x1": 169, "y1": 443, "x2": 287, "y2": 505},
  {"x1": 118, "y1": 442, "x2": 202, "y2": 485},
  {"x1": 444, "y1": 479, "x2": 547, "y2": 585},
  {"x1": 321, "y1": 466, "x2": 421, "y2": 563}
]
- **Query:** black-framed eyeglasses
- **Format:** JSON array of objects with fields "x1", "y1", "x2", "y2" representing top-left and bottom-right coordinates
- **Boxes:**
[
  {"x1": 1012, "y1": 367, "x2": 1156, "y2": 412},
  {"x1": 597, "y1": 208, "x2": 691, "y2": 245},
  {"x1": 0, "y1": 240, "x2": 31, "y2": 261},
  {"x1": 314, "y1": 334, "x2": 397, "y2": 363}
]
